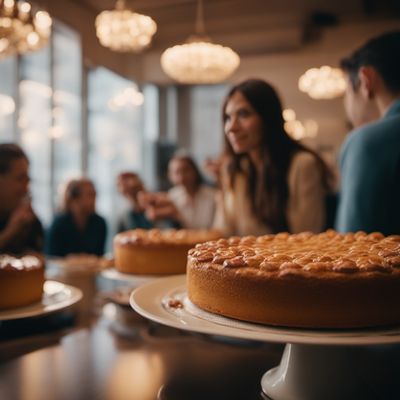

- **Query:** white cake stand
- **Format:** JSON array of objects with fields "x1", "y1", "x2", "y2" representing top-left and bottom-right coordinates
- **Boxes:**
[{"x1": 130, "y1": 275, "x2": 400, "y2": 400}]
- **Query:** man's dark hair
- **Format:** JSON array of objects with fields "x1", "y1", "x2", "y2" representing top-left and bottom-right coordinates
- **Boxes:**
[
  {"x1": 340, "y1": 30, "x2": 400, "y2": 92},
  {"x1": 0, "y1": 143, "x2": 28, "y2": 174}
]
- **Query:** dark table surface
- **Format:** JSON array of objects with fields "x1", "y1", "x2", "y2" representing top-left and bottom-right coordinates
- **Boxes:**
[{"x1": 0, "y1": 265, "x2": 284, "y2": 400}]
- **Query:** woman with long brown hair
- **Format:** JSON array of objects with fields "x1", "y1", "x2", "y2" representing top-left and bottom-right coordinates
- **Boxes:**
[{"x1": 214, "y1": 78, "x2": 332, "y2": 236}]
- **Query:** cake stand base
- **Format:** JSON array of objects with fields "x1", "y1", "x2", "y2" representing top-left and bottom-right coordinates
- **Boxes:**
[{"x1": 261, "y1": 343, "x2": 400, "y2": 400}]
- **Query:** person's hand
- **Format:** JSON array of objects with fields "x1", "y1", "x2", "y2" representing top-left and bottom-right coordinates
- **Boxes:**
[
  {"x1": 8, "y1": 201, "x2": 35, "y2": 230},
  {"x1": 145, "y1": 201, "x2": 180, "y2": 222},
  {"x1": 137, "y1": 191, "x2": 180, "y2": 222},
  {"x1": 0, "y1": 201, "x2": 36, "y2": 248},
  {"x1": 137, "y1": 191, "x2": 157, "y2": 209}
]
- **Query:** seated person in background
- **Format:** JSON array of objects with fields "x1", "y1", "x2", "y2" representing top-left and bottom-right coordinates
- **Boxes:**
[
  {"x1": 167, "y1": 153, "x2": 216, "y2": 229},
  {"x1": 45, "y1": 178, "x2": 107, "y2": 257},
  {"x1": 138, "y1": 153, "x2": 216, "y2": 229},
  {"x1": 335, "y1": 30, "x2": 400, "y2": 234},
  {"x1": 0, "y1": 143, "x2": 43, "y2": 255},
  {"x1": 116, "y1": 172, "x2": 153, "y2": 232}
]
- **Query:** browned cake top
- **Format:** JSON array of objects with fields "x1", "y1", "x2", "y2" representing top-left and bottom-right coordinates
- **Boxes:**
[
  {"x1": 114, "y1": 228, "x2": 222, "y2": 246},
  {"x1": 188, "y1": 230, "x2": 400, "y2": 276},
  {"x1": 0, "y1": 255, "x2": 43, "y2": 271}
]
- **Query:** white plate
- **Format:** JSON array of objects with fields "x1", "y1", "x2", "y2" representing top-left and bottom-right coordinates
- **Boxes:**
[
  {"x1": 101, "y1": 268, "x2": 158, "y2": 287},
  {"x1": 130, "y1": 275, "x2": 400, "y2": 346},
  {"x1": 0, "y1": 280, "x2": 83, "y2": 321}
]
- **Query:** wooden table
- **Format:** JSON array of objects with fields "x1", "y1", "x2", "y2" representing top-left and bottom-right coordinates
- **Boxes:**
[{"x1": 0, "y1": 266, "x2": 283, "y2": 400}]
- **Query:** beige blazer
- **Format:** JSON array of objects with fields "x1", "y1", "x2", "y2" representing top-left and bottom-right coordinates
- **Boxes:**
[{"x1": 213, "y1": 152, "x2": 326, "y2": 236}]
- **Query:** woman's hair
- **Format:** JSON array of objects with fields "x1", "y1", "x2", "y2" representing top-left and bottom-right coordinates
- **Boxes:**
[
  {"x1": 169, "y1": 152, "x2": 204, "y2": 188},
  {"x1": 62, "y1": 178, "x2": 94, "y2": 212},
  {"x1": 222, "y1": 78, "x2": 331, "y2": 232}
]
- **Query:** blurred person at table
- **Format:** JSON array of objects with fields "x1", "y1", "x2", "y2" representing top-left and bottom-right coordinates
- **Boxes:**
[
  {"x1": 213, "y1": 78, "x2": 333, "y2": 236},
  {"x1": 166, "y1": 152, "x2": 216, "y2": 229},
  {"x1": 116, "y1": 171, "x2": 154, "y2": 232},
  {"x1": 0, "y1": 143, "x2": 43, "y2": 255},
  {"x1": 138, "y1": 153, "x2": 216, "y2": 229},
  {"x1": 117, "y1": 171, "x2": 179, "y2": 231},
  {"x1": 45, "y1": 178, "x2": 107, "y2": 257},
  {"x1": 335, "y1": 30, "x2": 400, "y2": 235}
]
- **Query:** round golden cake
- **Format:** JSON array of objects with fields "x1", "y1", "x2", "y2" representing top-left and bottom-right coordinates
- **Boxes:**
[
  {"x1": 114, "y1": 228, "x2": 222, "y2": 275},
  {"x1": 0, "y1": 255, "x2": 45, "y2": 310},
  {"x1": 187, "y1": 230, "x2": 400, "y2": 328}
]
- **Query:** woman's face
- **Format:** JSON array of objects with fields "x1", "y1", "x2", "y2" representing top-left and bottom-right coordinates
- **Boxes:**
[
  {"x1": 168, "y1": 158, "x2": 197, "y2": 189},
  {"x1": 77, "y1": 182, "x2": 96, "y2": 214},
  {"x1": 224, "y1": 91, "x2": 263, "y2": 155}
]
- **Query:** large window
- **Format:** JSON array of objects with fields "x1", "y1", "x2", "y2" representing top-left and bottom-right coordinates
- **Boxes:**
[
  {"x1": 0, "y1": 57, "x2": 17, "y2": 142},
  {"x1": 0, "y1": 21, "x2": 145, "y2": 249},
  {"x1": 19, "y1": 46, "x2": 52, "y2": 225},
  {"x1": 52, "y1": 23, "x2": 82, "y2": 203},
  {"x1": 88, "y1": 67, "x2": 144, "y2": 240},
  {"x1": 0, "y1": 22, "x2": 83, "y2": 227},
  {"x1": 189, "y1": 85, "x2": 227, "y2": 165}
]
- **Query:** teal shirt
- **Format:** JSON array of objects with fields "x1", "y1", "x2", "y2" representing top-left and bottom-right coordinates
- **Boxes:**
[
  {"x1": 335, "y1": 100, "x2": 400, "y2": 235},
  {"x1": 45, "y1": 212, "x2": 107, "y2": 257}
]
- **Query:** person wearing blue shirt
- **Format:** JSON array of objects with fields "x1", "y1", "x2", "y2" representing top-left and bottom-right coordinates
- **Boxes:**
[
  {"x1": 46, "y1": 178, "x2": 107, "y2": 257},
  {"x1": 335, "y1": 31, "x2": 400, "y2": 235},
  {"x1": 116, "y1": 172, "x2": 154, "y2": 232},
  {"x1": 116, "y1": 171, "x2": 180, "y2": 232}
]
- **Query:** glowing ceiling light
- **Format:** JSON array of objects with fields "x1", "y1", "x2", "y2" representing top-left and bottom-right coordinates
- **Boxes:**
[{"x1": 298, "y1": 66, "x2": 346, "y2": 99}]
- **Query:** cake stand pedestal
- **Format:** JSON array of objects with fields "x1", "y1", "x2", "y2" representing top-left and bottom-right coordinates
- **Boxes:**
[
  {"x1": 261, "y1": 342, "x2": 398, "y2": 400},
  {"x1": 130, "y1": 275, "x2": 400, "y2": 400}
]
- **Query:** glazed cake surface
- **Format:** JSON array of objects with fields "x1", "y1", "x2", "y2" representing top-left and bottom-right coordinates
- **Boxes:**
[
  {"x1": 187, "y1": 231, "x2": 400, "y2": 328},
  {"x1": 114, "y1": 228, "x2": 221, "y2": 275},
  {"x1": 0, "y1": 255, "x2": 45, "y2": 310}
]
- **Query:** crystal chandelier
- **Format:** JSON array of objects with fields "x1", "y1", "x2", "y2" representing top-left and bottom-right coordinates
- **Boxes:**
[
  {"x1": 161, "y1": 0, "x2": 240, "y2": 84},
  {"x1": 0, "y1": 0, "x2": 52, "y2": 58},
  {"x1": 95, "y1": 0, "x2": 157, "y2": 53},
  {"x1": 298, "y1": 66, "x2": 346, "y2": 100}
]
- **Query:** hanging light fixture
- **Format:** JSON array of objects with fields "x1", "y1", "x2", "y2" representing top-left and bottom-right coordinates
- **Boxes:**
[
  {"x1": 95, "y1": 0, "x2": 157, "y2": 53},
  {"x1": 298, "y1": 66, "x2": 346, "y2": 100},
  {"x1": 0, "y1": 0, "x2": 52, "y2": 58},
  {"x1": 161, "y1": 0, "x2": 240, "y2": 84}
]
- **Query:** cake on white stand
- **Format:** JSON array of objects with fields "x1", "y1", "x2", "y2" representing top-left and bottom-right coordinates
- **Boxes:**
[{"x1": 130, "y1": 275, "x2": 400, "y2": 400}]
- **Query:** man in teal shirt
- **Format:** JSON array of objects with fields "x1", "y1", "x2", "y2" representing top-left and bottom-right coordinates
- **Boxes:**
[{"x1": 336, "y1": 31, "x2": 400, "y2": 235}]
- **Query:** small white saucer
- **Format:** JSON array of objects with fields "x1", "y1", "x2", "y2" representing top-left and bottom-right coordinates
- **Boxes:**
[{"x1": 0, "y1": 280, "x2": 82, "y2": 321}]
